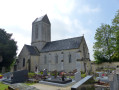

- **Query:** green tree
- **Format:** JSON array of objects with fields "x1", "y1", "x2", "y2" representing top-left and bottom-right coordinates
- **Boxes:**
[
  {"x1": 111, "y1": 10, "x2": 119, "y2": 61},
  {"x1": 0, "y1": 28, "x2": 17, "y2": 70},
  {"x1": 93, "y1": 24, "x2": 115, "y2": 63}
]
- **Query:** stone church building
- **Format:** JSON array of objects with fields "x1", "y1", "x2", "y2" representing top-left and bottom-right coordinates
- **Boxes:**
[{"x1": 17, "y1": 15, "x2": 91, "y2": 73}]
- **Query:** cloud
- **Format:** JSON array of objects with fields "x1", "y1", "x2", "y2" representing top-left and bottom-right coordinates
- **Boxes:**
[
  {"x1": 0, "y1": 0, "x2": 95, "y2": 60},
  {"x1": 78, "y1": 5, "x2": 100, "y2": 14}
]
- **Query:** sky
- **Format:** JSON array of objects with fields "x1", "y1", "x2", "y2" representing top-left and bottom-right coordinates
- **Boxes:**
[{"x1": 0, "y1": 0, "x2": 119, "y2": 60}]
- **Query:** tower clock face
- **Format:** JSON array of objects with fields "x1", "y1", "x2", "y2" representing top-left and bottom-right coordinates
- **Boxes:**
[{"x1": 35, "y1": 24, "x2": 38, "y2": 39}]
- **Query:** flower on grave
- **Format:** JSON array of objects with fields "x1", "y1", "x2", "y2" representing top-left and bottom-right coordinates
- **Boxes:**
[{"x1": 0, "y1": 74, "x2": 3, "y2": 79}]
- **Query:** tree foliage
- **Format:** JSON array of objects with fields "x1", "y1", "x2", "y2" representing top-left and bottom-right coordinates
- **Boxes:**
[
  {"x1": 94, "y1": 24, "x2": 114, "y2": 63},
  {"x1": 0, "y1": 28, "x2": 17, "y2": 69},
  {"x1": 111, "y1": 10, "x2": 119, "y2": 61},
  {"x1": 94, "y1": 10, "x2": 119, "y2": 63}
]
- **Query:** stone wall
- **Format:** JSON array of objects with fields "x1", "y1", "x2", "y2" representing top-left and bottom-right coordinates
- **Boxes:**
[
  {"x1": 18, "y1": 45, "x2": 30, "y2": 71},
  {"x1": 31, "y1": 19, "x2": 51, "y2": 51},
  {"x1": 39, "y1": 49, "x2": 78, "y2": 72},
  {"x1": 30, "y1": 56, "x2": 39, "y2": 72},
  {"x1": 38, "y1": 37, "x2": 91, "y2": 72},
  {"x1": 92, "y1": 62, "x2": 119, "y2": 72}
]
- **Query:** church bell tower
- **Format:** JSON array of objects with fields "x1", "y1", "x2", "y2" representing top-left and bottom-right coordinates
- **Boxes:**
[{"x1": 31, "y1": 14, "x2": 51, "y2": 51}]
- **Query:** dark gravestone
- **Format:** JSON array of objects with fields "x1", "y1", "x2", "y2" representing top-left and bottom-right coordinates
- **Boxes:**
[
  {"x1": 3, "y1": 70, "x2": 28, "y2": 84},
  {"x1": 43, "y1": 69, "x2": 47, "y2": 76}
]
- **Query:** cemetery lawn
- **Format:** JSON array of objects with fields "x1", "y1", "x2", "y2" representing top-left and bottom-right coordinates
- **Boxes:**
[
  {"x1": 0, "y1": 82, "x2": 9, "y2": 90},
  {"x1": 81, "y1": 73, "x2": 86, "y2": 78}
]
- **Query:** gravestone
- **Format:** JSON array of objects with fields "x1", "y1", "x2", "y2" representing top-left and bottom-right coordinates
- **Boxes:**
[
  {"x1": 3, "y1": 70, "x2": 28, "y2": 84},
  {"x1": 35, "y1": 67, "x2": 38, "y2": 74},
  {"x1": 98, "y1": 72, "x2": 103, "y2": 77},
  {"x1": 75, "y1": 61, "x2": 81, "y2": 82},
  {"x1": 2, "y1": 67, "x2": 5, "y2": 74},
  {"x1": 43, "y1": 69, "x2": 47, "y2": 76},
  {"x1": 109, "y1": 70, "x2": 119, "y2": 90},
  {"x1": 108, "y1": 74, "x2": 113, "y2": 81},
  {"x1": 75, "y1": 72, "x2": 81, "y2": 82}
]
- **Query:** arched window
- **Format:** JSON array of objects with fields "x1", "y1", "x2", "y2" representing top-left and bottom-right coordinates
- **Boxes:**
[
  {"x1": 55, "y1": 54, "x2": 58, "y2": 64},
  {"x1": 23, "y1": 58, "x2": 25, "y2": 67},
  {"x1": 44, "y1": 55, "x2": 47, "y2": 64},
  {"x1": 83, "y1": 44, "x2": 86, "y2": 58},
  {"x1": 69, "y1": 54, "x2": 71, "y2": 63},
  {"x1": 35, "y1": 24, "x2": 38, "y2": 39}
]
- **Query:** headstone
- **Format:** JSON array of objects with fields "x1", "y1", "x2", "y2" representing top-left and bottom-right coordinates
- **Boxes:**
[
  {"x1": 109, "y1": 73, "x2": 119, "y2": 90},
  {"x1": 108, "y1": 74, "x2": 113, "y2": 81},
  {"x1": 2, "y1": 67, "x2": 5, "y2": 73},
  {"x1": 75, "y1": 72, "x2": 81, "y2": 82},
  {"x1": 43, "y1": 69, "x2": 47, "y2": 76},
  {"x1": 76, "y1": 61, "x2": 81, "y2": 72},
  {"x1": 3, "y1": 70, "x2": 28, "y2": 84},
  {"x1": 116, "y1": 68, "x2": 119, "y2": 74},
  {"x1": 35, "y1": 67, "x2": 38, "y2": 74},
  {"x1": 75, "y1": 61, "x2": 81, "y2": 82}
]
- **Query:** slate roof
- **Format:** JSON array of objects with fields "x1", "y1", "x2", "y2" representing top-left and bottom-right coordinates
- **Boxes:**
[
  {"x1": 41, "y1": 36, "x2": 83, "y2": 52},
  {"x1": 33, "y1": 14, "x2": 50, "y2": 25},
  {"x1": 25, "y1": 45, "x2": 40, "y2": 55}
]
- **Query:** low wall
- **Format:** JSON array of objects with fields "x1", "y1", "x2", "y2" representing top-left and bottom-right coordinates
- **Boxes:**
[{"x1": 92, "y1": 62, "x2": 119, "y2": 72}]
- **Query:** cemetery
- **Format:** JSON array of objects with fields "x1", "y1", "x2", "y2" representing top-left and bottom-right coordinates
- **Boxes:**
[
  {"x1": 0, "y1": 6, "x2": 119, "y2": 90},
  {"x1": 1, "y1": 64, "x2": 119, "y2": 90},
  {"x1": 0, "y1": 58, "x2": 118, "y2": 90}
]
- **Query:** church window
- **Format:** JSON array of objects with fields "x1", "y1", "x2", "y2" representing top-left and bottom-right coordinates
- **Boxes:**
[
  {"x1": 83, "y1": 44, "x2": 86, "y2": 59},
  {"x1": 69, "y1": 54, "x2": 71, "y2": 63},
  {"x1": 44, "y1": 55, "x2": 47, "y2": 64},
  {"x1": 35, "y1": 24, "x2": 38, "y2": 39},
  {"x1": 23, "y1": 58, "x2": 25, "y2": 67},
  {"x1": 55, "y1": 54, "x2": 58, "y2": 64}
]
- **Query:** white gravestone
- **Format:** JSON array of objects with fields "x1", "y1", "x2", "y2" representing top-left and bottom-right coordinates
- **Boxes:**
[
  {"x1": 108, "y1": 74, "x2": 114, "y2": 81},
  {"x1": 75, "y1": 61, "x2": 81, "y2": 82},
  {"x1": 116, "y1": 68, "x2": 119, "y2": 74}
]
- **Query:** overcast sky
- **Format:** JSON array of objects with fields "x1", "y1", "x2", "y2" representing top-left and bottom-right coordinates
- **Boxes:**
[{"x1": 0, "y1": 0, "x2": 119, "y2": 60}]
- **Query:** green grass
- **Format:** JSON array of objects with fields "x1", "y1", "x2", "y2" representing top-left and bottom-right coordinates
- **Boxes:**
[
  {"x1": 67, "y1": 76, "x2": 74, "y2": 79},
  {"x1": 0, "y1": 82, "x2": 9, "y2": 90},
  {"x1": 81, "y1": 73, "x2": 86, "y2": 78}
]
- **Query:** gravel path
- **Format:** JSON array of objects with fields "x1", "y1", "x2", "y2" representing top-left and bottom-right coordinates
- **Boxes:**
[{"x1": 31, "y1": 83, "x2": 72, "y2": 90}]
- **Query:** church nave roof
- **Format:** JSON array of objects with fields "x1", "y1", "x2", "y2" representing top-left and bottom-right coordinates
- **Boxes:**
[{"x1": 40, "y1": 36, "x2": 83, "y2": 52}]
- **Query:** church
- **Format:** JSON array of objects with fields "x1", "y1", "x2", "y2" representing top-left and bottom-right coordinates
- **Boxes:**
[{"x1": 17, "y1": 15, "x2": 91, "y2": 73}]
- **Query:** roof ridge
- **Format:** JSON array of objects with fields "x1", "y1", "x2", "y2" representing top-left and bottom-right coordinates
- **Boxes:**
[
  {"x1": 32, "y1": 14, "x2": 48, "y2": 23},
  {"x1": 50, "y1": 36, "x2": 83, "y2": 43}
]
